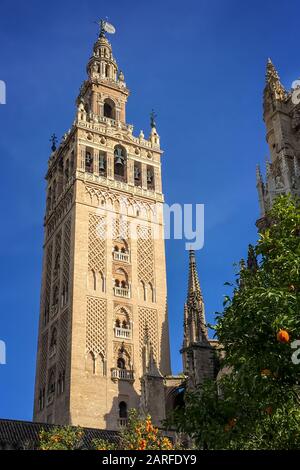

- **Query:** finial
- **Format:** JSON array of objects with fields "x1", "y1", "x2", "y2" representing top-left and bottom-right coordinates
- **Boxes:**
[
  {"x1": 50, "y1": 133, "x2": 58, "y2": 152},
  {"x1": 150, "y1": 109, "x2": 157, "y2": 129},
  {"x1": 187, "y1": 248, "x2": 202, "y2": 297},
  {"x1": 266, "y1": 57, "x2": 279, "y2": 83}
]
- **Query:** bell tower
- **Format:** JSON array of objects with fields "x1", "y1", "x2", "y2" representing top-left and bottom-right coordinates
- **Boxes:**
[
  {"x1": 256, "y1": 59, "x2": 300, "y2": 229},
  {"x1": 33, "y1": 22, "x2": 171, "y2": 430}
]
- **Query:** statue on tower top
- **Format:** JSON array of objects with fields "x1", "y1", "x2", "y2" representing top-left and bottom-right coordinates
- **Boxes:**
[{"x1": 97, "y1": 18, "x2": 116, "y2": 38}]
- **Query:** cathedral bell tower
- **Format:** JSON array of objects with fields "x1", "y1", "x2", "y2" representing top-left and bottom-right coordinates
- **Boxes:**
[
  {"x1": 33, "y1": 22, "x2": 171, "y2": 430},
  {"x1": 256, "y1": 59, "x2": 300, "y2": 229}
]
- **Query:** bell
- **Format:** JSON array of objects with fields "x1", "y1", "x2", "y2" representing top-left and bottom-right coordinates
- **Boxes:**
[
  {"x1": 99, "y1": 155, "x2": 106, "y2": 171},
  {"x1": 147, "y1": 171, "x2": 152, "y2": 183},
  {"x1": 85, "y1": 152, "x2": 93, "y2": 165},
  {"x1": 134, "y1": 167, "x2": 140, "y2": 180},
  {"x1": 115, "y1": 156, "x2": 124, "y2": 166},
  {"x1": 114, "y1": 148, "x2": 124, "y2": 166}
]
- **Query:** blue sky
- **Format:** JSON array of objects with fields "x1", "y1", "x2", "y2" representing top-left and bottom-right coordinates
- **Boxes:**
[{"x1": 0, "y1": 0, "x2": 299, "y2": 421}]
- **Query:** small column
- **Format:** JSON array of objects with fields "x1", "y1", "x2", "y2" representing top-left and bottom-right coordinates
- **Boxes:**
[
  {"x1": 127, "y1": 159, "x2": 134, "y2": 186},
  {"x1": 107, "y1": 151, "x2": 114, "y2": 179},
  {"x1": 141, "y1": 163, "x2": 147, "y2": 189},
  {"x1": 94, "y1": 149, "x2": 99, "y2": 176}
]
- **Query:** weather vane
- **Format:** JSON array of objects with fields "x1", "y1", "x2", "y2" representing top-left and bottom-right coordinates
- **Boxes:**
[
  {"x1": 95, "y1": 18, "x2": 116, "y2": 37},
  {"x1": 150, "y1": 109, "x2": 157, "y2": 129},
  {"x1": 50, "y1": 133, "x2": 58, "y2": 152}
]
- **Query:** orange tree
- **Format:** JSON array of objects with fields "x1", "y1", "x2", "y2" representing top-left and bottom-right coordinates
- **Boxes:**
[
  {"x1": 120, "y1": 409, "x2": 173, "y2": 450},
  {"x1": 39, "y1": 426, "x2": 84, "y2": 450},
  {"x1": 171, "y1": 195, "x2": 300, "y2": 449},
  {"x1": 39, "y1": 411, "x2": 174, "y2": 450}
]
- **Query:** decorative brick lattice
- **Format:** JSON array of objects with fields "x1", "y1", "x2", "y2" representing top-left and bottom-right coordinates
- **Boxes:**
[
  {"x1": 88, "y1": 213, "x2": 106, "y2": 273},
  {"x1": 46, "y1": 188, "x2": 73, "y2": 239},
  {"x1": 62, "y1": 217, "x2": 72, "y2": 289},
  {"x1": 39, "y1": 331, "x2": 48, "y2": 385},
  {"x1": 59, "y1": 309, "x2": 68, "y2": 370},
  {"x1": 112, "y1": 217, "x2": 129, "y2": 240},
  {"x1": 86, "y1": 297, "x2": 107, "y2": 356},
  {"x1": 137, "y1": 225, "x2": 154, "y2": 284},
  {"x1": 138, "y1": 307, "x2": 158, "y2": 361}
]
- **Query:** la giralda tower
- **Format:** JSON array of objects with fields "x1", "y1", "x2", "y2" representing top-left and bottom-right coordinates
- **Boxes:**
[{"x1": 33, "y1": 22, "x2": 171, "y2": 430}]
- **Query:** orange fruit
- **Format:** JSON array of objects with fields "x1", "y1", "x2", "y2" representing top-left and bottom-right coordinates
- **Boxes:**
[
  {"x1": 261, "y1": 369, "x2": 272, "y2": 377},
  {"x1": 277, "y1": 329, "x2": 290, "y2": 343}
]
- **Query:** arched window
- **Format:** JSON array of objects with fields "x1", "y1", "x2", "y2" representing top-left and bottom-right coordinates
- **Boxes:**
[
  {"x1": 148, "y1": 283, "x2": 155, "y2": 302},
  {"x1": 146, "y1": 165, "x2": 155, "y2": 190},
  {"x1": 52, "y1": 286, "x2": 59, "y2": 307},
  {"x1": 119, "y1": 401, "x2": 128, "y2": 419},
  {"x1": 114, "y1": 146, "x2": 127, "y2": 182},
  {"x1": 99, "y1": 152, "x2": 107, "y2": 176},
  {"x1": 61, "y1": 282, "x2": 68, "y2": 307},
  {"x1": 48, "y1": 371, "x2": 55, "y2": 396},
  {"x1": 103, "y1": 98, "x2": 115, "y2": 119},
  {"x1": 99, "y1": 271, "x2": 105, "y2": 293},
  {"x1": 49, "y1": 328, "x2": 57, "y2": 358},
  {"x1": 86, "y1": 351, "x2": 96, "y2": 374},
  {"x1": 134, "y1": 162, "x2": 142, "y2": 187},
  {"x1": 39, "y1": 388, "x2": 45, "y2": 410},
  {"x1": 117, "y1": 357, "x2": 125, "y2": 369},
  {"x1": 50, "y1": 328, "x2": 57, "y2": 348},
  {"x1": 88, "y1": 269, "x2": 96, "y2": 291},
  {"x1": 85, "y1": 150, "x2": 93, "y2": 173},
  {"x1": 98, "y1": 354, "x2": 105, "y2": 376},
  {"x1": 54, "y1": 253, "x2": 60, "y2": 277},
  {"x1": 140, "y1": 281, "x2": 146, "y2": 301}
]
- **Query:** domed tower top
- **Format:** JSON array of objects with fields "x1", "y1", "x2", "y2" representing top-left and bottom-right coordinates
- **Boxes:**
[{"x1": 86, "y1": 20, "x2": 126, "y2": 88}]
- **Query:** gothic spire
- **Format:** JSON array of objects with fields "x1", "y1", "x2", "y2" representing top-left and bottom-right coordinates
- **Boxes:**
[
  {"x1": 187, "y1": 249, "x2": 202, "y2": 299},
  {"x1": 181, "y1": 251, "x2": 215, "y2": 388},
  {"x1": 184, "y1": 250, "x2": 208, "y2": 344},
  {"x1": 265, "y1": 58, "x2": 287, "y2": 101}
]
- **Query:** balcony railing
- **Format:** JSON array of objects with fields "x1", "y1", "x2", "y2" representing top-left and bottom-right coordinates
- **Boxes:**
[
  {"x1": 115, "y1": 327, "x2": 132, "y2": 339},
  {"x1": 118, "y1": 418, "x2": 128, "y2": 428},
  {"x1": 111, "y1": 368, "x2": 134, "y2": 381},
  {"x1": 113, "y1": 251, "x2": 130, "y2": 263},
  {"x1": 114, "y1": 287, "x2": 130, "y2": 298}
]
